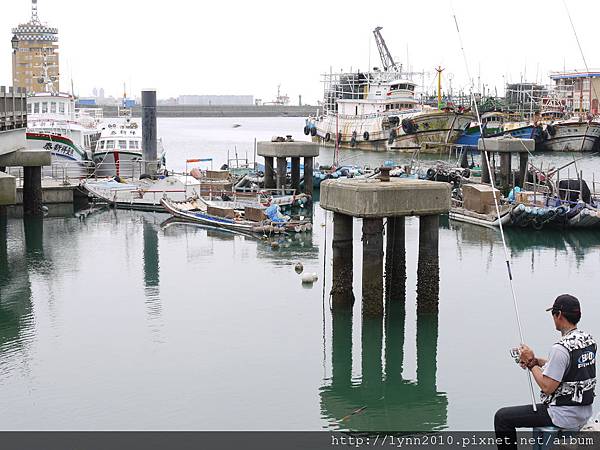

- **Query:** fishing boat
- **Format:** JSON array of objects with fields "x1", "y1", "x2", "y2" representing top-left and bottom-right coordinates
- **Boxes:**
[
  {"x1": 540, "y1": 116, "x2": 600, "y2": 152},
  {"x1": 92, "y1": 118, "x2": 166, "y2": 177},
  {"x1": 160, "y1": 197, "x2": 312, "y2": 235},
  {"x1": 26, "y1": 58, "x2": 101, "y2": 176},
  {"x1": 304, "y1": 27, "x2": 473, "y2": 151}
]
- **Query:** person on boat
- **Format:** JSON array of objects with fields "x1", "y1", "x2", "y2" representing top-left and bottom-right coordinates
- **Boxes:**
[{"x1": 494, "y1": 294, "x2": 596, "y2": 450}]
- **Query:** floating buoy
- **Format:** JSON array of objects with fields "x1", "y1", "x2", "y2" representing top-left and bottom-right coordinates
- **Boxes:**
[
  {"x1": 295, "y1": 262, "x2": 304, "y2": 274},
  {"x1": 301, "y1": 273, "x2": 319, "y2": 284},
  {"x1": 271, "y1": 241, "x2": 280, "y2": 250}
]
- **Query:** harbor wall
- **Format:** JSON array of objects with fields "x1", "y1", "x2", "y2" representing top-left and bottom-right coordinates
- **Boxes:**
[{"x1": 96, "y1": 105, "x2": 318, "y2": 118}]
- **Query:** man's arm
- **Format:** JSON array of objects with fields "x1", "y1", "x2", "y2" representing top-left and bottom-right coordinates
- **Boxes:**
[{"x1": 529, "y1": 366, "x2": 560, "y2": 395}]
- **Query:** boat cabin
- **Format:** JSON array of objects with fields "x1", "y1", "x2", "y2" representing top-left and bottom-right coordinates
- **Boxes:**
[
  {"x1": 95, "y1": 120, "x2": 142, "y2": 153},
  {"x1": 335, "y1": 78, "x2": 418, "y2": 117},
  {"x1": 27, "y1": 92, "x2": 75, "y2": 122}
]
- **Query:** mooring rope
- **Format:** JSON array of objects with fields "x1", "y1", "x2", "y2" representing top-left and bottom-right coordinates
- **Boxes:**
[{"x1": 451, "y1": 6, "x2": 538, "y2": 411}]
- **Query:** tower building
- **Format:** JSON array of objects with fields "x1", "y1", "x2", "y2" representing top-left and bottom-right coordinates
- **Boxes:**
[{"x1": 11, "y1": 0, "x2": 59, "y2": 93}]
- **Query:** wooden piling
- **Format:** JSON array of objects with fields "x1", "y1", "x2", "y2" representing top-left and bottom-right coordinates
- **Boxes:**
[
  {"x1": 276, "y1": 156, "x2": 287, "y2": 192},
  {"x1": 263, "y1": 156, "x2": 275, "y2": 189},
  {"x1": 304, "y1": 157, "x2": 314, "y2": 196}
]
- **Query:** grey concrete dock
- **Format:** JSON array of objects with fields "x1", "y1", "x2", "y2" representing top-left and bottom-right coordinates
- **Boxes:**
[
  {"x1": 257, "y1": 140, "x2": 319, "y2": 196},
  {"x1": 321, "y1": 177, "x2": 451, "y2": 316}
]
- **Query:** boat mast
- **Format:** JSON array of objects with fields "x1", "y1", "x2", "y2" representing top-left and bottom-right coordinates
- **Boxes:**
[{"x1": 436, "y1": 66, "x2": 444, "y2": 109}]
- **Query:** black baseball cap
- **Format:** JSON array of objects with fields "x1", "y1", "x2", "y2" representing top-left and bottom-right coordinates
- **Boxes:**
[{"x1": 546, "y1": 294, "x2": 581, "y2": 315}]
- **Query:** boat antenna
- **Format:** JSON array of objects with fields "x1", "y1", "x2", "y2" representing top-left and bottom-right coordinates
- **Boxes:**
[{"x1": 451, "y1": 5, "x2": 538, "y2": 412}]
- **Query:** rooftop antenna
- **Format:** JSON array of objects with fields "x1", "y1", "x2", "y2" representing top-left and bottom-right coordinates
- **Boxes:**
[{"x1": 31, "y1": 0, "x2": 41, "y2": 25}]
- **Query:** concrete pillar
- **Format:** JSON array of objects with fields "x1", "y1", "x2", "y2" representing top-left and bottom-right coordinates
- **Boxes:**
[
  {"x1": 141, "y1": 90, "x2": 158, "y2": 175},
  {"x1": 385, "y1": 216, "x2": 406, "y2": 301},
  {"x1": 417, "y1": 215, "x2": 440, "y2": 314},
  {"x1": 361, "y1": 316, "x2": 383, "y2": 396},
  {"x1": 276, "y1": 156, "x2": 287, "y2": 192},
  {"x1": 304, "y1": 156, "x2": 314, "y2": 197},
  {"x1": 362, "y1": 218, "x2": 384, "y2": 317},
  {"x1": 384, "y1": 293, "x2": 406, "y2": 382},
  {"x1": 263, "y1": 156, "x2": 275, "y2": 189},
  {"x1": 519, "y1": 152, "x2": 529, "y2": 188},
  {"x1": 331, "y1": 213, "x2": 354, "y2": 310},
  {"x1": 480, "y1": 150, "x2": 490, "y2": 184},
  {"x1": 499, "y1": 152, "x2": 512, "y2": 192},
  {"x1": 143, "y1": 220, "x2": 159, "y2": 291},
  {"x1": 417, "y1": 314, "x2": 439, "y2": 393},
  {"x1": 331, "y1": 309, "x2": 353, "y2": 389},
  {"x1": 290, "y1": 157, "x2": 300, "y2": 192},
  {"x1": 23, "y1": 166, "x2": 42, "y2": 216},
  {"x1": 23, "y1": 216, "x2": 44, "y2": 261}
]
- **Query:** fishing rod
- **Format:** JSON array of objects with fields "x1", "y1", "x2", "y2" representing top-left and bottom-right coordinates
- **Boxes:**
[{"x1": 451, "y1": 7, "x2": 538, "y2": 412}]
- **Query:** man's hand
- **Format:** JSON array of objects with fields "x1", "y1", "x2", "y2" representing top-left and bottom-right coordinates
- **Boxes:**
[{"x1": 519, "y1": 345, "x2": 536, "y2": 369}]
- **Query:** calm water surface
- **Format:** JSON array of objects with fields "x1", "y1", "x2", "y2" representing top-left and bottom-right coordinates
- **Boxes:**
[{"x1": 0, "y1": 117, "x2": 599, "y2": 430}]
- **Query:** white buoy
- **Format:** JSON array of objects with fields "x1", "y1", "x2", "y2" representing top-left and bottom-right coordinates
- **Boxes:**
[{"x1": 301, "y1": 273, "x2": 319, "y2": 284}]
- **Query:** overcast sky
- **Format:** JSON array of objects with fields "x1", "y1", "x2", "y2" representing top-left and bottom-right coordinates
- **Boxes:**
[{"x1": 2, "y1": 0, "x2": 599, "y2": 103}]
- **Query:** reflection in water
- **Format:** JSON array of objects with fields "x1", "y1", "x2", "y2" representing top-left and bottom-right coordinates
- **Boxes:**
[
  {"x1": 321, "y1": 295, "x2": 448, "y2": 431},
  {"x1": 142, "y1": 215, "x2": 163, "y2": 336},
  {"x1": 0, "y1": 216, "x2": 38, "y2": 365},
  {"x1": 447, "y1": 220, "x2": 600, "y2": 268}
]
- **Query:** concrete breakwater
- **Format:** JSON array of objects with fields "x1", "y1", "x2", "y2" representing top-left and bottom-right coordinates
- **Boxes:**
[{"x1": 97, "y1": 104, "x2": 317, "y2": 118}]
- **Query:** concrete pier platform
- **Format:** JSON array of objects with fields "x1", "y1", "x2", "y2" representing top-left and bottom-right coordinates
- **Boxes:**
[
  {"x1": 320, "y1": 178, "x2": 451, "y2": 217},
  {"x1": 321, "y1": 177, "x2": 451, "y2": 317},
  {"x1": 257, "y1": 141, "x2": 319, "y2": 196}
]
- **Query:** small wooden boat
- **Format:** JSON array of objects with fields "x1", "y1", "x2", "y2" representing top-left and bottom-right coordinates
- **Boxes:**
[
  {"x1": 449, "y1": 203, "x2": 513, "y2": 229},
  {"x1": 160, "y1": 197, "x2": 312, "y2": 235}
]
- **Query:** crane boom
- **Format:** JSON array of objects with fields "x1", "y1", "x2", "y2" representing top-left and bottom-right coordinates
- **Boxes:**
[{"x1": 373, "y1": 27, "x2": 400, "y2": 72}]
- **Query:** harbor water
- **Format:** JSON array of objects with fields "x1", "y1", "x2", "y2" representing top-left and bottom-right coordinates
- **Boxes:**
[{"x1": 0, "y1": 117, "x2": 599, "y2": 430}]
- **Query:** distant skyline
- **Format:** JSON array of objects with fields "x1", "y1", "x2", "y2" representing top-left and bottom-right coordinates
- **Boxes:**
[{"x1": 3, "y1": 0, "x2": 600, "y2": 103}]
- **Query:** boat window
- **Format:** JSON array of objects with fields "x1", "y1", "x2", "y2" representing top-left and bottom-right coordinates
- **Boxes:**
[
  {"x1": 399, "y1": 84, "x2": 407, "y2": 90},
  {"x1": 42, "y1": 102, "x2": 48, "y2": 113},
  {"x1": 27, "y1": 103, "x2": 32, "y2": 114},
  {"x1": 50, "y1": 102, "x2": 57, "y2": 113},
  {"x1": 98, "y1": 140, "x2": 105, "y2": 150},
  {"x1": 129, "y1": 140, "x2": 139, "y2": 149},
  {"x1": 59, "y1": 102, "x2": 65, "y2": 114},
  {"x1": 106, "y1": 140, "x2": 115, "y2": 150},
  {"x1": 390, "y1": 84, "x2": 399, "y2": 91},
  {"x1": 408, "y1": 85, "x2": 415, "y2": 91},
  {"x1": 118, "y1": 140, "x2": 127, "y2": 148},
  {"x1": 33, "y1": 102, "x2": 39, "y2": 113}
]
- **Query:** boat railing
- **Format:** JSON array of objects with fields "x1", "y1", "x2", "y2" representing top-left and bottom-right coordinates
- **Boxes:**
[{"x1": 5, "y1": 161, "x2": 96, "y2": 187}]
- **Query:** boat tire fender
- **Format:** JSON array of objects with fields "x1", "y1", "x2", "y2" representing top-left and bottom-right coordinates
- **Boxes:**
[
  {"x1": 547, "y1": 124, "x2": 556, "y2": 137},
  {"x1": 324, "y1": 132, "x2": 331, "y2": 142},
  {"x1": 303, "y1": 126, "x2": 310, "y2": 136},
  {"x1": 363, "y1": 131, "x2": 369, "y2": 141},
  {"x1": 310, "y1": 127, "x2": 317, "y2": 137}
]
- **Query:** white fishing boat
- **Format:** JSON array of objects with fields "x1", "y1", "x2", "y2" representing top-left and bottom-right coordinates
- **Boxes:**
[
  {"x1": 304, "y1": 27, "x2": 473, "y2": 151},
  {"x1": 92, "y1": 118, "x2": 166, "y2": 177},
  {"x1": 541, "y1": 117, "x2": 600, "y2": 152},
  {"x1": 26, "y1": 59, "x2": 101, "y2": 176}
]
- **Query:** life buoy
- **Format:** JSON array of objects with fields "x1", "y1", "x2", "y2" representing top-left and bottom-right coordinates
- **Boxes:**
[
  {"x1": 363, "y1": 131, "x2": 370, "y2": 141},
  {"x1": 547, "y1": 124, "x2": 556, "y2": 137},
  {"x1": 303, "y1": 126, "x2": 310, "y2": 136},
  {"x1": 325, "y1": 132, "x2": 331, "y2": 142},
  {"x1": 310, "y1": 127, "x2": 317, "y2": 137},
  {"x1": 388, "y1": 129, "x2": 397, "y2": 145}
]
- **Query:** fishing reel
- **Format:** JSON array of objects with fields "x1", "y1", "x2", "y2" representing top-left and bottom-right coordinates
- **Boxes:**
[{"x1": 510, "y1": 347, "x2": 521, "y2": 364}]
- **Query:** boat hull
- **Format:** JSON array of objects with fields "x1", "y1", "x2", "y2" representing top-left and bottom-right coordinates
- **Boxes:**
[
  {"x1": 309, "y1": 110, "x2": 474, "y2": 151},
  {"x1": 541, "y1": 122, "x2": 600, "y2": 152},
  {"x1": 92, "y1": 150, "x2": 143, "y2": 177}
]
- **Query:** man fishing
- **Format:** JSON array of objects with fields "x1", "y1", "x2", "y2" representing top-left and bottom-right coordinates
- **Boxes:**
[{"x1": 494, "y1": 294, "x2": 596, "y2": 450}]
